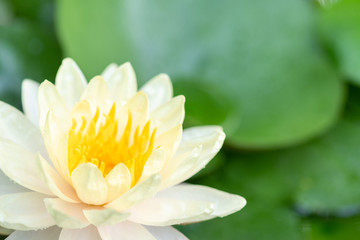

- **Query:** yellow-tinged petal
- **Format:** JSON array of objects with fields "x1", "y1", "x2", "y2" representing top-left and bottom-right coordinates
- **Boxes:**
[
  {"x1": 44, "y1": 198, "x2": 89, "y2": 229},
  {"x1": 71, "y1": 163, "x2": 108, "y2": 205},
  {"x1": 151, "y1": 95, "x2": 185, "y2": 134},
  {"x1": 55, "y1": 58, "x2": 87, "y2": 108},
  {"x1": 162, "y1": 126, "x2": 225, "y2": 188},
  {"x1": 101, "y1": 63, "x2": 118, "y2": 81},
  {"x1": 80, "y1": 76, "x2": 109, "y2": 110},
  {"x1": 83, "y1": 208, "x2": 129, "y2": 226},
  {"x1": 105, "y1": 163, "x2": 131, "y2": 202},
  {"x1": 105, "y1": 174, "x2": 161, "y2": 211},
  {"x1": 70, "y1": 99, "x2": 93, "y2": 121},
  {"x1": 41, "y1": 112, "x2": 70, "y2": 181},
  {"x1": 119, "y1": 91, "x2": 149, "y2": 132},
  {"x1": 139, "y1": 147, "x2": 166, "y2": 182},
  {"x1": 107, "y1": 62, "x2": 137, "y2": 105},
  {"x1": 38, "y1": 80, "x2": 70, "y2": 132},
  {"x1": 154, "y1": 124, "x2": 183, "y2": 161},
  {"x1": 141, "y1": 74, "x2": 173, "y2": 111},
  {"x1": 21, "y1": 79, "x2": 39, "y2": 126},
  {"x1": 0, "y1": 192, "x2": 55, "y2": 231}
]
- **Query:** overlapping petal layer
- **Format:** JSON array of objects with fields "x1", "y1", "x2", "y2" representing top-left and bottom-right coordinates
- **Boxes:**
[{"x1": 0, "y1": 58, "x2": 245, "y2": 239}]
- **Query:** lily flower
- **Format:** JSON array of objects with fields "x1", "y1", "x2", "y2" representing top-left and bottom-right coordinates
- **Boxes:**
[{"x1": 0, "y1": 58, "x2": 246, "y2": 239}]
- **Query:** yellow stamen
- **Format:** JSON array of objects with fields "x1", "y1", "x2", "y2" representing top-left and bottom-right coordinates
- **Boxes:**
[{"x1": 68, "y1": 102, "x2": 157, "y2": 186}]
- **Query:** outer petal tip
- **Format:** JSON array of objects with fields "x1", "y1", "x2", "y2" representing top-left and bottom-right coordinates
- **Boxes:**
[
  {"x1": 102, "y1": 63, "x2": 118, "y2": 81},
  {"x1": 62, "y1": 57, "x2": 75, "y2": 64},
  {"x1": 39, "y1": 79, "x2": 53, "y2": 88},
  {"x1": 142, "y1": 74, "x2": 174, "y2": 111},
  {"x1": 22, "y1": 78, "x2": 38, "y2": 87}
]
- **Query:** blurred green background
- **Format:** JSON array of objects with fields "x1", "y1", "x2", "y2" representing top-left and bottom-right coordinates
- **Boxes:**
[{"x1": 1, "y1": 0, "x2": 360, "y2": 239}]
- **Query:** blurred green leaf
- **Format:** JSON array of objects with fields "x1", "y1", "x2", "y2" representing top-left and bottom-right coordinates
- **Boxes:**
[
  {"x1": 0, "y1": 0, "x2": 13, "y2": 26},
  {"x1": 0, "y1": 21, "x2": 62, "y2": 109},
  {"x1": 0, "y1": 0, "x2": 61, "y2": 109},
  {"x1": 302, "y1": 216, "x2": 360, "y2": 240},
  {"x1": 4, "y1": 0, "x2": 54, "y2": 25},
  {"x1": 57, "y1": 0, "x2": 343, "y2": 149},
  {"x1": 180, "y1": 84, "x2": 360, "y2": 237},
  {"x1": 319, "y1": 0, "x2": 360, "y2": 84},
  {"x1": 293, "y1": 85, "x2": 360, "y2": 215}
]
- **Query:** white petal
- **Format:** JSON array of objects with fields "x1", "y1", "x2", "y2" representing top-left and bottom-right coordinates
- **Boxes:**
[
  {"x1": 162, "y1": 126, "x2": 225, "y2": 188},
  {"x1": 59, "y1": 225, "x2": 101, "y2": 240},
  {"x1": 122, "y1": 91, "x2": 149, "y2": 128},
  {"x1": 7, "y1": 226, "x2": 61, "y2": 240},
  {"x1": 154, "y1": 125, "x2": 182, "y2": 162},
  {"x1": 102, "y1": 63, "x2": 118, "y2": 81},
  {"x1": 0, "y1": 170, "x2": 27, "y2": 195},
  {"x1": 105, "y1": 163, "x2": 131, "y2": 202},
  {"x1": 83, "y1": 208, "x2": 129, "y2": 226},
  {"x1": 55, "y1": 58, "x2": 87, "y2": 108},
  {"x1": 141, "y1": 74, "x2": 173, "y2": 111},
  {"x1": 38, "y1": 80, "x2": 69, "y2": 132},
  {"x1": 105, "y1": 174, "x2": 161, "y2": 211},
  {"x1": 37, "y1": 154, "x2": 80, "y2": 203},
  {"x1": 80, "y1": 76, "x2": 109, "y2": 109},
  {"x1": 41, "y1": 112, "x2": 70, "y2": 180},
  {"x1": 0, "y1": 139, "x2": 52, "y2": 195},
  {"x1": 117, "y1": 91, "x2": 149, "y2": 137},
  {"x1": 139, "y1": 147, "x2": 166, "y2": 182},
  {"x1": 0, "y1": 192, "x2": 55, "y2": 230},
  {"x1": 157, "y1": 184, "x2": 246, "y2": 221},
  {"x1": 151, "y1": 95, "x2": 185, "y2": 134},
  {"x1": 128, "y1": 196, "x2": 214, "y2": 226},
  {"x1": 98, "y1": 221, "x2": 156, "y2": 240},
  {"x1": 44, "y1": 198, "x2": 89, "y2": 229},
  {"x1": 21, "y1": 79, "x2": 39, "y2": 126},
  {"x1": 107, "y1": 62, "x2": 137, "y2": 105},
  {"x1": 71, "y1": 163, "x2": 108, "y2": 205},
  {"x1": 0, "y1": 101, "x2": 47, "y2": 157},
  {"x1": 145, "y1": 226, "x2": 189, "y2": 240}
]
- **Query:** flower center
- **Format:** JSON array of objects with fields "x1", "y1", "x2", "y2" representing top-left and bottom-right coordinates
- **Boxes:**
[{"x1": 67, "y1": 103, "x2": 157, "y2": 186}]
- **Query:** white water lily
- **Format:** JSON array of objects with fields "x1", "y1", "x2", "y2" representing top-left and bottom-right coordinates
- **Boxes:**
[{"x1": 0, "y1": 58, "x2": 246, "y2": 239}]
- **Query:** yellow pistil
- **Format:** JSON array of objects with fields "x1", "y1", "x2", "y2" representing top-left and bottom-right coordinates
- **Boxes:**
[{"x1": 68, "y1": 102, "x2": 157, "y2": 186}]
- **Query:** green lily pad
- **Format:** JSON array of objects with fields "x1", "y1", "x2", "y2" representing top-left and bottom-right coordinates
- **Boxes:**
[
  {"x1": 319, "y1": 0, "x2": 360, "y2": 84},
  {"x1": 293, "y1": 86, "x2": 360, "y2": 215},
  {"x1": 57, "y1": 0, "x2": 343, "y2": 149}
]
